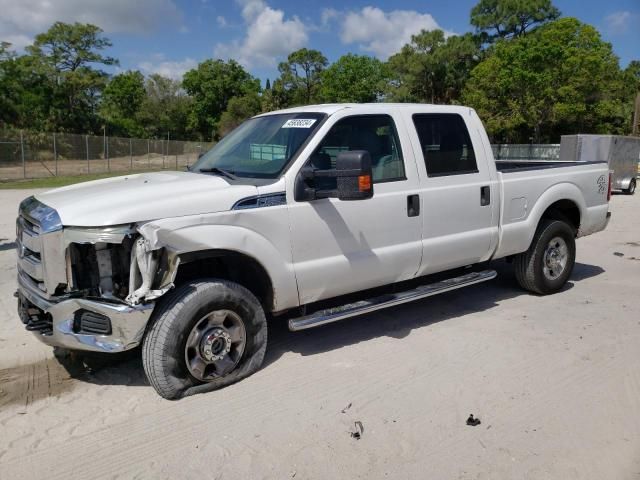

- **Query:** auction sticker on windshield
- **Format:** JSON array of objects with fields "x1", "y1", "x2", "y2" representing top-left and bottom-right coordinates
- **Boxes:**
[{"x1": 282, "y1": 118, "x2": 317, "y2": 128}]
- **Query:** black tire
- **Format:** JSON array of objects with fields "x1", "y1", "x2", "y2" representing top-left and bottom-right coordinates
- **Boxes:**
[
  {"x1": 142, "y1": 279, "x2": 267, "y2": 400},
  {"x1": 624, "y1": 178, "x2": 636, "y2": 195},
  {"x1": 513, "y1": 219, "x2": 576, "y2": 295}
]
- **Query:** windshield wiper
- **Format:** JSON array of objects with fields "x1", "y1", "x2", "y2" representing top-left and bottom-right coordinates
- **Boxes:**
[{"x1": 197, "y1": 167, "x2": 237, "y2": 180}]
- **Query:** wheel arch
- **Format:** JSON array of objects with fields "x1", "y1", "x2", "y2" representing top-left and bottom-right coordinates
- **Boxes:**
[{"x1": 175, "y1": 249, "x2": 275, "y2": 311}]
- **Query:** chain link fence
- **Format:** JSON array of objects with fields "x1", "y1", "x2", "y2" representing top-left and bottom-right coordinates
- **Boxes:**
[{"x1": 0, "y1": 130, "x2": 214, "y2": 180}]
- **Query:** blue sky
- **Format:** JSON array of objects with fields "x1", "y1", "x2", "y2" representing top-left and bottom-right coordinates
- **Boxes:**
[{"x1": 1, "y1": 0, "x2": 638, "y2": 83}]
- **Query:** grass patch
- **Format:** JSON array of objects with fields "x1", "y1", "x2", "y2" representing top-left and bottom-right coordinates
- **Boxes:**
[{"x1": 0, "y1": 171, "x2": 163, "y2": 189}]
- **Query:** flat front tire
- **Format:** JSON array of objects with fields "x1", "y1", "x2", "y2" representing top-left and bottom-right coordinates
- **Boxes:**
[
  {"x1": 513, "y1": 219, "x2": 576, "y2": 295},
  {"x1": 142, "y1": 279, "x2": 267, "y2": 400}
]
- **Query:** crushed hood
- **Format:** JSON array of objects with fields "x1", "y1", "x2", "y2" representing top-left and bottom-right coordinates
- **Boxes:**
[{"x1": 35, "y1": 171, "x2": 258, "y2": 226}]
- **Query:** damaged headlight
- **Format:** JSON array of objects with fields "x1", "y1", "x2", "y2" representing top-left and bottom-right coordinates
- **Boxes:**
[{"x1": 64, "y1": 225, "x2": 175, "y2": 305}]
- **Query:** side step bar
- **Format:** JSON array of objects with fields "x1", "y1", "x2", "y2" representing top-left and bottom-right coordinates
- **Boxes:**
[{"x1": 288, "y1": 269, "x2": 497, "y2": 331}]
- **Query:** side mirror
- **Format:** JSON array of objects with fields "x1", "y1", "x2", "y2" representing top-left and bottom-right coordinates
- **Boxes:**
[
  {"x1": 294, "y1": 150, "x2": 374, "y2": 201},
  {"x1": 335, "y1": 150, "x2": 373, "y2": 200}
]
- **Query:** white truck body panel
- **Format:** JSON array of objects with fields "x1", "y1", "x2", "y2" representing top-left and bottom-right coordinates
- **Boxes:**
[{"x1": 36, "y1": 170, "x2": 256, "y2": 226}]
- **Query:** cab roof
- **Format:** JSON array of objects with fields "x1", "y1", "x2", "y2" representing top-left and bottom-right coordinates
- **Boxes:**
[{"x1": 256, "y1": 103, "x2": 474, "y2": 117}]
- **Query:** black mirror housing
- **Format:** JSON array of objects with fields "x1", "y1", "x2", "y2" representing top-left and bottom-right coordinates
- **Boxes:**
[
  {"x1": 336, "y1": 150, "x2": 373, "y2": 201},
  {"x1": 294, "y1": 150, "x2": 374, "y2": 202}
]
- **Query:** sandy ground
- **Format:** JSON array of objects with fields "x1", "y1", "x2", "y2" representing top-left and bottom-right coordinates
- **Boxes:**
[{"x1": 0, "y1": 188, "x2": 639, "y2": 479}]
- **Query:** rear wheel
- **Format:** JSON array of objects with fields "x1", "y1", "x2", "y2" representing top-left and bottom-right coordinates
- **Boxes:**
[
  {"x1": 624, "y1": 178, "x2": 636, "y2": 195},
  {"x1": 513, "y1": 219, "x2": 576, "y2": 295},
  {"x1": 142, "y1": 279, "x2": 267, "y2": 400}
]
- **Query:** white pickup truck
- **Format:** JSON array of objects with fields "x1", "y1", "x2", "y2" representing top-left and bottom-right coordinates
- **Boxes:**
[{"x1": 16, "y1": 104, "x2": 611, "y2": 399}]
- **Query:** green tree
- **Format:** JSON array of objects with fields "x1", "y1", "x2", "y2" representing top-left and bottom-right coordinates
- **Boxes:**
[
  {"x1": 277, "y1": 48, "x2": 328, "y2": 105},
  {"x1": 623, "y1": 61, "x2": 640, "y2": 92},
  {"x1": 470, "y1": 0, "x2": 560, "y2": 41},
  {"x1": 0, "y1": 43, "x2": 55, "y2": 131},
  {"x1": 386, "y1": 30, "x2": 480, "y2": 104},
  {"x1": 182, "y1": 59, "x2": 260, "y2": 140},
  {"x1": 218, "y1": 92, "x2": 262, "y2": 137},
  {"x1": 26, "y1": 22, "x2": 117, "y2": 133},
  {"x1": 260, "y1": 78, "x2": 291, "y2": 112},
  {"x1": 320, "y1": 54, "x2": 387, "y2": 103},
  {"x1": 138, "y1": 74, "x2": 194, "y2": 139},
  {"x1": 100, "y1": 71, "x2": 146, "y2": 137},
  {"x1": 622, "y1": 61, "x2": 640, "y2": 134},
  {"x1": 462, "y1": 17, "x2": 627, "y2": 142}
]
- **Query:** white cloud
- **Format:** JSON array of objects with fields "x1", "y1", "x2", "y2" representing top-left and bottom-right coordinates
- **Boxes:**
[
  {"x1": 321, "y1": 8, "x2": 339, "y2": 27},
  {"x1": 216, "y1": 16, "x2": 227, "y2": 27},
  {"x1": 214, "y1": 0, "x2": 308, "y2": 68},
  {"x1": 604, "y1": 11, "x2": 632, "y2": 33},
  {"x1": 138, "y1": 55, "x2": 198, "y2": 80},
  {"x1": 339, "y1": 6, "x2": 450, "y2": 59},
  {"x1": 0, "y1": 0, "x2": 184, "y2": 49}
]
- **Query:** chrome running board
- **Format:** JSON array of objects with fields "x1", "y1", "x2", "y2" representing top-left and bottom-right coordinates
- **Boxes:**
[{"x1": 288, "y1": 270, "x2": 497, "y2": 331}]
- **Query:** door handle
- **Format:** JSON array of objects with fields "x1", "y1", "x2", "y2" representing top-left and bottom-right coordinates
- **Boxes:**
[
  {"x1": 407, "y1": 194, "x2": 420, "y2": 217},
  {"x1": 480, "y1": 186, "x2": 491, "y2": 206}
]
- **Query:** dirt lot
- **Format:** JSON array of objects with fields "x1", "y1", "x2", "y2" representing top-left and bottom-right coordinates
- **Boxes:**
[{"x1": 0, "y1": 188, "x2": 638, "y2": 479}]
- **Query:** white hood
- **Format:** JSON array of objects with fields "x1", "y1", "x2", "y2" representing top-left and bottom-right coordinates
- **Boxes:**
[{"x1": 36, "y1": 171, "x2": 258, "y2": 226}]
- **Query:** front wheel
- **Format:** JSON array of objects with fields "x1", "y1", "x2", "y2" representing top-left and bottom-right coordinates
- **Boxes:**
[
  {"x1": 624, "y1": 178, "x2": 636, "y2": 195},
  {"x1": 142, "y1": 279, "x2": 267, "y2": 400},
  {"x1": 513, "y1": 219, "x2": 576, "y2": 295}
]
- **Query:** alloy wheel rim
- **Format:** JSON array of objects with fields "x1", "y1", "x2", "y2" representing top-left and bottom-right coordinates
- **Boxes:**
[
  {"x1": 184, "y1": 309, "x2": 246, "y2": 381},
  {"x1": 543, "y1": 236, "x2": 569, "y2": 281}
]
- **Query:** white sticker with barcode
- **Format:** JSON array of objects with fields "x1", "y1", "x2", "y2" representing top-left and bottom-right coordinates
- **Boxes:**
[{"x1": 282, "y1": 118, "x2": 317, "y2": 128}]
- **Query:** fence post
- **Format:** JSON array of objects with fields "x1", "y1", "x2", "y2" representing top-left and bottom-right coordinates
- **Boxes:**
[
  {"x1": 175, "y1": 142, "x2": 178, "y2": 170},
  {"x1": 162, "y1": 140, "x2": 166, "y2": 169},
  {"x1": 147, "y1": 139, "x2": 150, "y2": 168},
  {"x1": 20, "y1": 130, "x2": 26, "y2": 179},
  {"x1": 86, "y1": 135, "x2": 90, "y2": 174},
  {"x1": 53, "y1": 133, "x2": 58, "y2": 176},
  {"x1": 129, "y1": 138, "x2": 133, "y2": 171},
  {"x1": 106, "y1": 135, "x2": 110, "y2": 172}
]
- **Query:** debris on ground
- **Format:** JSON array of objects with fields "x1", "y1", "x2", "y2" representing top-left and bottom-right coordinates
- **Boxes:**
[
  {"x1": 466, "y1": 414, "x2": 481, "y2": 426},
  {"x1": 613, "y1": 252, "x2": 624, "y2": 257},
  {"x1": 350, "y1": 421, "x2": 364, "y2": 439},
  {"x1": 341, "y1": 402, "x2": 352, "y2": 413}
]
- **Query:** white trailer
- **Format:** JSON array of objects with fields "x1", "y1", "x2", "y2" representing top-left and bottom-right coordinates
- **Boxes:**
[{"x1": 560, "y1": 134, "x2": 639, "y2": 194}]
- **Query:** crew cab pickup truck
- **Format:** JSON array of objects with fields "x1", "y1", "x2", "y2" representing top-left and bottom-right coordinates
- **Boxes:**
[{"x1": 16, "y1": 104, "x2": 611, "y2": 399}]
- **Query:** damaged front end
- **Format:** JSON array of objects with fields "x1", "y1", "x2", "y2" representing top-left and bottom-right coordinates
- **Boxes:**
[{"x1": 16, "y1": 197, "x2": 178, "y2": 353}]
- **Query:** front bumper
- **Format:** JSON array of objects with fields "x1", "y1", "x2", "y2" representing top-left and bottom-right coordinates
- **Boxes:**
[{"x1": 17, "y1": 270, "x2": 154, "y2": 353}]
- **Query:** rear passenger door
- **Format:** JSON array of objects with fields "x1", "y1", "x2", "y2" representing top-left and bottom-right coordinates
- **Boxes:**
[{"x1": 405, "y1": 111, "x2": 496, "y2": 275}]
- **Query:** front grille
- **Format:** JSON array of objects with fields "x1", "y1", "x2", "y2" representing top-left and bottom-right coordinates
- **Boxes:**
[
  {"x1": 17, "y1": 215, "x2": 47, "y2": 291},
  {"x1": 16, "y1": 197, "x2": 65, "y2": 296}
]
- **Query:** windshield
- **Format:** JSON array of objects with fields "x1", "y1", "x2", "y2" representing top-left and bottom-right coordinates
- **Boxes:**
[{"x1": 192, "y1": 112, "x2": 326, "y2": 178}]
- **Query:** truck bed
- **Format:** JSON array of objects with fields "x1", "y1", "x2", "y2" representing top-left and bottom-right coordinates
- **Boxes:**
[{"x1": 492, "y1": 159, "x2": 610, "y2": 260}]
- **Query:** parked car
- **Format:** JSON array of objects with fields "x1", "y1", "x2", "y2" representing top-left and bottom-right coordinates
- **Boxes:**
[{"x1": 16, "y1": 104, "x2": 611, "y2": 399}]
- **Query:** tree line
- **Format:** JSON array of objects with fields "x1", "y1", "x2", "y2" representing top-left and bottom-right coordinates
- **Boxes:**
[{"x1": 1, "y1": 0, "x2": 638, "y2": 143}]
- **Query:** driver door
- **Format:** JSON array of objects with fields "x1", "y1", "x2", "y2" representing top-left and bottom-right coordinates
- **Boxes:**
[{"x1": 287, "y1": 111, "x2": 423, "y2": 305}]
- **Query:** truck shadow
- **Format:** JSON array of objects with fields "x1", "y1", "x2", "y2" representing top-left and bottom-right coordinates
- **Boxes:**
[
  {"x1": 8, "y1": 261, "x2": 602, "y2": 402},
  {"x1": 262, "y1": 261, "x2": 604, "y2": 367}
]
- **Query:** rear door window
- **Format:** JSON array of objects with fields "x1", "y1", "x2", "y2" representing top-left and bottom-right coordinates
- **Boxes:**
[{"x1": 412, "y1": 114, "x2": 478, "y2": 177}]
